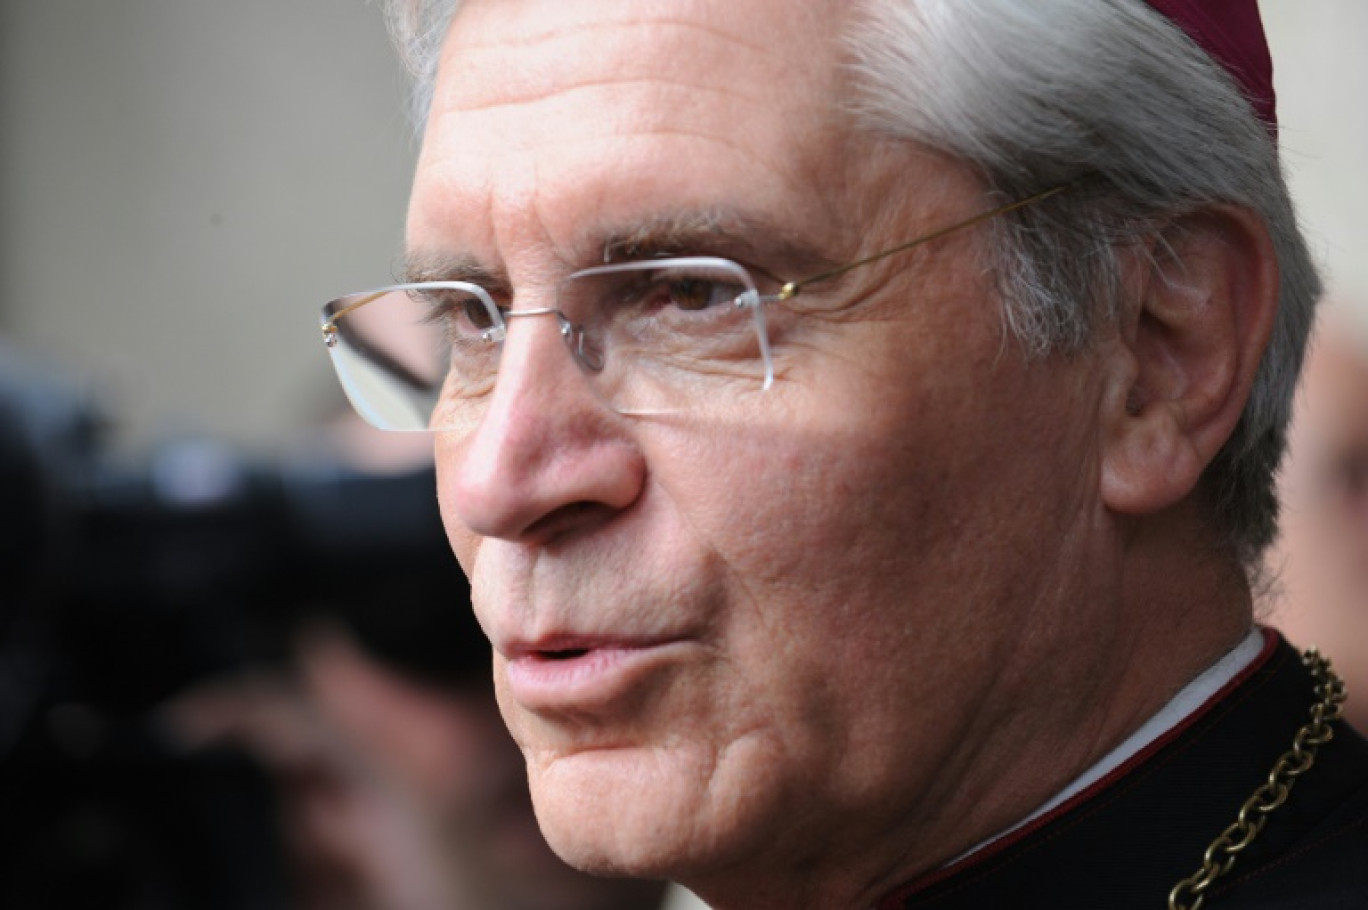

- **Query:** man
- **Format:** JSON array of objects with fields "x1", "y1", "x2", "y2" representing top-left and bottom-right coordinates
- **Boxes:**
[{"x1": 320, "y1": 0, "x2": 1368, "y2": 907}]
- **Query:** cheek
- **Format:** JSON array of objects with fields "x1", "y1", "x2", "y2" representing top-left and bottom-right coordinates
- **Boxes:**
[
  {"x1": 640, "y1": 409, "x2": 931, "y2": 707},
  {"x1": 660, "y1": 384, "x2": 960, "y2": 601}
]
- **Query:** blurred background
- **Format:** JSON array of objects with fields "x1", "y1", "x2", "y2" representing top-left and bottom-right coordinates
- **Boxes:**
[
  {"x1": 0, "y1": 0, "x2": 413, "y2": 452},
  {"x1": 0, "y1": 2, "x2": 1364, "y2": 909}
]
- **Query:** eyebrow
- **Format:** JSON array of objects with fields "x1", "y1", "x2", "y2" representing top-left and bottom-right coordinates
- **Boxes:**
[
  {"x1": 402, "y1": 208, "x2": 839, "y2": 288},
  {"x1": 598, "y1": 210, "x2": 835, "y2": 277},
  {"x1": 401, "y1": 251, "x2": 503, "y2": 288}
]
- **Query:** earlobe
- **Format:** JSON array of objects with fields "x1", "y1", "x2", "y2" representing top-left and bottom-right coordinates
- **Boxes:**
[{"x1": 1099, "y1": 205, "x2": 1279, "y2": 517}]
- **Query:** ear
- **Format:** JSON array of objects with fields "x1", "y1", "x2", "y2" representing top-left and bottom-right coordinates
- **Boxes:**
[{"x1": 1099, "y1": 205, "x2": 1279, "y2": 516}]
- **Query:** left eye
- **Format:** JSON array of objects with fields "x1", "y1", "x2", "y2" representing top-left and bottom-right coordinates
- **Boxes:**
[{"x1": 659, "y1": 276, "x2": 745, "y2": 312}]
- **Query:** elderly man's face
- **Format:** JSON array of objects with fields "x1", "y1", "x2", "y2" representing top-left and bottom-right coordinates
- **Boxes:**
[{"x1": 411, "y1": 0, "x2": 1109, "y2": 888}]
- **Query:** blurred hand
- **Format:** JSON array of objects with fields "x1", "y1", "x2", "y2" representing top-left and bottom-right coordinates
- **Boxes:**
[{"x1": 165, "y1": 624, "x2": 667, "y2": 910}]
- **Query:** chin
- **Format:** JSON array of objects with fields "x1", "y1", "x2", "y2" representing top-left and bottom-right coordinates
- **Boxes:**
[
  {"x1": 529, "y1": 751, "x2": 700, "y2": 878},
  {"x1": 527, "y1": 739, "x2": 785, "y2": 883}
]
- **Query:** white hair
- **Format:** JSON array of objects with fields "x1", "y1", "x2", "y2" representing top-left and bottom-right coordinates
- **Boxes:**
[
  {"x1": 382, "y1": 0, "x2": 460, "y2": 129},
  {"x1": 382, "y1": 0, "x2": 1321, "y2": 567}
]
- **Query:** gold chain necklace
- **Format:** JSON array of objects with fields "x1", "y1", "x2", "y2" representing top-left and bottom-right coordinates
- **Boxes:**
[{"x1": 1167, "y1": 648, "x2": 1347, "y2": 910}]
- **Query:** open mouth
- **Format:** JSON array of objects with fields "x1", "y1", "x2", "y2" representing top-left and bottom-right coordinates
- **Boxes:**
[
  {"x1": 504, "y1": 639, "x2": 690, "y2": 711},
  {"x1": 537, "y1": 648, "x2": 590, "y2": 661}
]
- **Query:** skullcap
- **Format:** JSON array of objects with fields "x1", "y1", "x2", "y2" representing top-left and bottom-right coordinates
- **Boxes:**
[{"x1": 1145, "y1": 0, "x2": 1276, "y2": 132}]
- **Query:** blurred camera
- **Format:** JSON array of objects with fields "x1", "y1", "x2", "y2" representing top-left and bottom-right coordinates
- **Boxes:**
[{"x1": 0, "y1": 343, "x2": 477, "y2": 909}]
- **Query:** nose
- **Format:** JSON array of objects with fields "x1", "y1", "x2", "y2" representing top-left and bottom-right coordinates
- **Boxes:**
[{"x1": 443, "y1": 310, "x2": 646, "y2": 545}]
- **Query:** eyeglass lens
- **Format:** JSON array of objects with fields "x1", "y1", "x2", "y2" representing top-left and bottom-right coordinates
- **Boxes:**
[{"x1": 321, "y1": 258, "x2": 773, "y2": 432}]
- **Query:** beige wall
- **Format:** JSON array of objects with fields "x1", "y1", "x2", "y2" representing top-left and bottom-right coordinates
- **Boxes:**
[
  {"x1": 1, "y1": 1, "x2": 1365, "y2": 449},
  {"x1": 1264, "y1": 1, "x2": 1368, "y2": 331},
  {"x1": 0, "y1": 0, "x2": 414, "y2": 449}
]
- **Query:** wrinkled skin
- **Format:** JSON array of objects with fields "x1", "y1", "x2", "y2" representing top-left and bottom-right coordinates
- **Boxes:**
[{"x1": 407, "y1": 2, "x2": 1266, "y2": 908}]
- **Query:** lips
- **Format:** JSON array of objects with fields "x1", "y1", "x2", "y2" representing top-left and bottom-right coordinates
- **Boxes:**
[{"x1": 502, "y1": 636, "x2": 692, "y2": 713}]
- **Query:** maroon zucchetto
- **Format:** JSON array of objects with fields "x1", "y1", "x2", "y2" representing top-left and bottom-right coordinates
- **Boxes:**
[{"x1": 1145, "y1": 0, "x2": 1276, "y2": 132}]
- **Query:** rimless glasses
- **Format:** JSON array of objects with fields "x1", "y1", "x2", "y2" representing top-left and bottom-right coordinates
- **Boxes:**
[{"x1": 319, "y1": 184, "x2": 1068, "y2": 433}]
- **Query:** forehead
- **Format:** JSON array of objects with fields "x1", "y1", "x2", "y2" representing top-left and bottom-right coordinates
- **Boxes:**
[
  {"x1": 436, "y1": 0, "x2": 840, "y2": 101},
  {"x1": 409, "y1": 0, "x2": 864, "y2": 267}
]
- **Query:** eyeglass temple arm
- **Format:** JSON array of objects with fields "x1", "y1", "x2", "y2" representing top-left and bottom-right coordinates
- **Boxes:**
[
  {"x1": 320, "y1": 292, "x2": 438, "y2": 395},
  {"x1": 775, "y1": 182, "x2": 1073, "y2": 302},
  {"x1": 321, "y1": 290, "x2": 387, "y2": 335}
]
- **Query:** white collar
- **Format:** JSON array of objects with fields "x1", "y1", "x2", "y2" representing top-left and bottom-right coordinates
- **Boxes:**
[{"x1": 950, "y1": 626, "x2": 1266, "y2": 864}]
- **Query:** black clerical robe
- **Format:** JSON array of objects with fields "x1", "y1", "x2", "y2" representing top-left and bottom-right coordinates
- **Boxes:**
[{"x1": 878, "y1": 631, "x2": 1368, "y2": 909}]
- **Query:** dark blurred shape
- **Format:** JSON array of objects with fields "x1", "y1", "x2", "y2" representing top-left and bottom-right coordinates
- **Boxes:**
[{"x1": 0, "y1": 342, "x2": 478, "y2": 909}]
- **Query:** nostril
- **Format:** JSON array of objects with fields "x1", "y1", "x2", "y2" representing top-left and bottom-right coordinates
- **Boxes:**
[{"x1": 522, "y1": 500, "x2": 617, "y2": 543}]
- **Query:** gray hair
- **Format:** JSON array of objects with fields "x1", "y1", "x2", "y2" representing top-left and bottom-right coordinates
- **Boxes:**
[
  {"x1": 383, "y1": 0, "x2": 1320, "y2": 568},
  {"x1": 382, "y1": 0, "x2": 460, "y2": 129}
]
